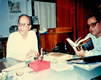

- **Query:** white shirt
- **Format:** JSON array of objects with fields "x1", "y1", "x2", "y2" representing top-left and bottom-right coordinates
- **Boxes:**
[
  {"x1": 6, "y1": 30, "x2": 38, "y2": 61},
  {"x1": 85, "y1": 33, "x2": 101, "y2": 57}
]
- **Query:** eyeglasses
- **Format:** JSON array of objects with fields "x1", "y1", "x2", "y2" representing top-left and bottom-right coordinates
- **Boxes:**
[
  {"x1": 86, "y1": 22, "x2": 98, "y2": 29},
  {"x1": 18, "y1": 22, "x2": 30, "y2": 27}
]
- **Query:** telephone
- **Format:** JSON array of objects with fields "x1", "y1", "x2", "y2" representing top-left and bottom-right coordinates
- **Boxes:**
[{"x1": 52, "y1": 42, "x2": 68, "y2": 53}]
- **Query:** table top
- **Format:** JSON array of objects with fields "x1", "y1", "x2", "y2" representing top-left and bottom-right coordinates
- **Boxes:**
[{"x1": 0, "y1": 57, "x2": 101, "y2": 80}]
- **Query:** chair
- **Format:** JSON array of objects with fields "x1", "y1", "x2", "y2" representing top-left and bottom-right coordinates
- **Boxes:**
[
  {"x1": 31, "y1": 25, "x2": 41, "y2": 53},
  {"x1": 2, "y1": 25, "x2": 18, "y2": 58},
  {"x1": 0, "y1": 37, "x2": 8, "y2": 58},
  {"x1": 2, "y1": 42, "x2": 7, "y2": 58}
]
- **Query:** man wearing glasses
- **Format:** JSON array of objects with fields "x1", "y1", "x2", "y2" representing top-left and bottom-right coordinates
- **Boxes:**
[
  {"x1": 7, "y1": 14, "x2": 38, "y2": 61},
  {"x1": 73, "y1": 12, "x2": 101, "y2": 58}
]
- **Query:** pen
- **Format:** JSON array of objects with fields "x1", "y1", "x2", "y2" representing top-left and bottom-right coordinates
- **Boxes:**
[
  {"x1": 40, "y1": 48, "x2": 43, "y2": 62},
  {"x1": 38, "y1": 54, "x2": 40, "y2": 62}
]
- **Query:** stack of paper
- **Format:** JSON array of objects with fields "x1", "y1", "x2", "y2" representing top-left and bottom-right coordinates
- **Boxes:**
[
  {"x1": 51, "y1": 62, "x2": 74, "y2": 72},
  {"x1": 73, "y1": 62, "x2": 101, "y2": 71},
  {"x1": 44, "y1": 52, "x2": 73, "y2": 62},
  {"x1": 2, "y1": 62, "x2": 26, "y2": 72}
]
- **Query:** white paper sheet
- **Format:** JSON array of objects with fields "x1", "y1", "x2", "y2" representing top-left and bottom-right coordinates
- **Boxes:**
[{"x1": 51, "y1": 62, "x2": 74, "y2": 72}]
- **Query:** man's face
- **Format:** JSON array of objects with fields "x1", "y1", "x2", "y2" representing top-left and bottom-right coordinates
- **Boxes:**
[
  {"x1": 87, "y1": 16, "x2": 101, "y2": 38},
  {"x1": 18, "y1": 16, "x2": 31, "y2": 36}
]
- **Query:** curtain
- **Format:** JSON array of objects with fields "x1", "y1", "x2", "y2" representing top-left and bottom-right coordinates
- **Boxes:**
[
  {"x1": 76, "y1": 0, "x2": 91, "y2": 39},
  {"x1": 56, "y1": 0, "x2": 76, "y2": 41},
  {"x1": 34, "y1": 1, "x2": 56, "y2": 30},
  {"x1": 56, "y1": 0, "x2": 92, "y2": 41}
]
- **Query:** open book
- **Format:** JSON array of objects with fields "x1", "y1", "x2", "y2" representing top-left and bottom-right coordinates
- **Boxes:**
[{"x1": 66, "y1": 37, "x2": 94, "y2": 51}]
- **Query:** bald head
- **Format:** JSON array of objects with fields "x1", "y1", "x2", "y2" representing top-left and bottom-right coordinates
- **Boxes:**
[{"x1": 18, "y1": 14, "x2": 31, "y2": 25}]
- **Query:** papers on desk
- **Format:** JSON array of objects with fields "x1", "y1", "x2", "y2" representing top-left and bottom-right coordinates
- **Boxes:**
[
  {"x1": 7, "y1": 67, "x2": 39, "y2": 80},
  {"x1": 72, "y1": 62, "x2": 101, "y2": 71},
  {"x1": 2, "y1": 62, "x2": 26, "y2": 72},
  {"x1": 0, "y1": 62, "x2": 6, "y2": 72},
  {"x1": 67, "y1": 56, "x2": 101, "y2": 71},
  {"x1": 51, "y1": 62, "x2": 74, "y2": 72},
  {"x1": 51, "y1": 60, "x2": 101, "y2": 71}
]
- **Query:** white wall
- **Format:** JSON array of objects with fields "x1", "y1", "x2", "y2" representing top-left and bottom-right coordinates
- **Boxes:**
[{"x1": 0, "y1": 0, "x2": 32, "y2": 37}]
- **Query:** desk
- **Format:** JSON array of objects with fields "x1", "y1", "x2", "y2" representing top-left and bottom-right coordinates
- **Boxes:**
[
  {"x1": 0, "y1": 58, "x2": 101, "y2": 80},
  {"x1": 40, "y1": 27, "x2": 73, "y2": 52}
]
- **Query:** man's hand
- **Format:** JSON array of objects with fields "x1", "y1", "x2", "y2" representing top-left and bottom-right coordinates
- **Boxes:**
[
  {"x1": 73, "y1": 46, "x2": 85, "y2": 58},
  {"x1": 26, "y1": 50, "x2": 38, "y2": 59}
]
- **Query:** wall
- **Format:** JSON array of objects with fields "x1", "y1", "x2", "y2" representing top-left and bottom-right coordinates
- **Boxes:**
[{"x1": 0, "y1": 0, "x2": 32, "y2": 37}]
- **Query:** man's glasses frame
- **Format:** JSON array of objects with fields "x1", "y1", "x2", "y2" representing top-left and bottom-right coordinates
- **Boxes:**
[
  {"x1": 86, "y1": 22, "x2": 98, "y2": 29},
  {"x1": 18, "y1": 22, "x2": 30, "y2": 27}
]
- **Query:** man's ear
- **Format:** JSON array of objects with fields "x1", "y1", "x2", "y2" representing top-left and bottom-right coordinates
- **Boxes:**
[{"x1": 29, "y1": 25, "x2": 32, "y2": 30}]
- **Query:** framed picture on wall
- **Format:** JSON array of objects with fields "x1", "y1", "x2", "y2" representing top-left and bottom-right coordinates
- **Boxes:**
[
  {"x1": 8, "y1": 0, "x2": 21, "y2": 21},
  {"x1": 32, "y1": 16, "x2": 39, "y2": 25}
]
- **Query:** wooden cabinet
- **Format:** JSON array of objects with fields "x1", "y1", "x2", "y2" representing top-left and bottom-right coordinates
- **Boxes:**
[
  {"x1": 40, "y1": 27, "x2": 73, "y2": 52},
  {"x1": 45, "y1": 34, "x2": 57, "y2": 52},
  {"x1": 0, "y1": 37, "x2": 8, "y2": 58}
]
